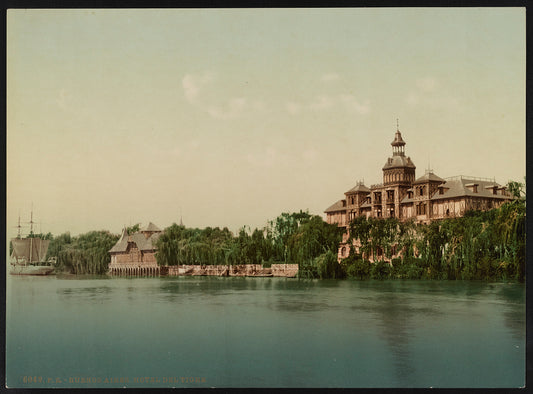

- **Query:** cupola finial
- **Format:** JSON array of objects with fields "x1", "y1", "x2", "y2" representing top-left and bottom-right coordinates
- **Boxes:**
[{"x1": 391, "y1": 120, "x2": 406, "y2": 156}]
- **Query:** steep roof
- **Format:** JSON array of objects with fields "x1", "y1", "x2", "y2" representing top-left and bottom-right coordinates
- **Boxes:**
[
  {"x1": 413, "y1": 171, "x2": 445, "y2": 184},
  {"x1": 109, "y1": 226, "x2": 162, "y2": 253},
  {"x1": 324, "y1": 200, "x2": 347, "y2": 213},
  {"x1": 382, "y1": 155, "x2": 416, "y2": 170},
  {"x1": 431, "y1": 178, "x2": 513, "y2": 201},
  {"x1": 130, "y1": 232, "x2": 161, "y2": 251},
  {"x1": 140, "y1": 222, "x2": 161, "y2": 232},
  {"x1": 345, "y1": 183, "x2": 371, "y2": 194},
  {"x1": 109, "y1": 228, "x2": 129, "y2": 253}
]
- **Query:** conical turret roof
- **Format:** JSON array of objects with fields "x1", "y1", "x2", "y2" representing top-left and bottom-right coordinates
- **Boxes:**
[
  {"x1": 391, "y1": 130, "x2": 406, "y2": 146},
  {"x1": 140, "y1": 222, "x2": 161, "y2": 232}
]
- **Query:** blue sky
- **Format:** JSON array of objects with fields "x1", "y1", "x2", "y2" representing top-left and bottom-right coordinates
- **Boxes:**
[{"x1": 7, "y1": 8, "x2": 525, "y2": 237}]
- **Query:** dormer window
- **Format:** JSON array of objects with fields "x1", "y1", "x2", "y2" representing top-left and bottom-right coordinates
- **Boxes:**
[
  {"x1": 466, "y1": 183, "x2": 479, "y2": 193},
  {"x1": 484, "y1": 185, "x2": 498, "y2": 195}
]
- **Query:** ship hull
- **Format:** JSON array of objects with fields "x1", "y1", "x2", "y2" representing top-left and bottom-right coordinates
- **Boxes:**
[
  {"x1": 10, "y1": 235, "x2": 53, "y2": 275},
  {"x1": 10, "y1": 265, "x2": 54, "y2": 276}
]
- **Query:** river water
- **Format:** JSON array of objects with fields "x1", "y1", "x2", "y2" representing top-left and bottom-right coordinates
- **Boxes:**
[{"x1": 5, "y1": 275, "x2": 525, "y2": 388}]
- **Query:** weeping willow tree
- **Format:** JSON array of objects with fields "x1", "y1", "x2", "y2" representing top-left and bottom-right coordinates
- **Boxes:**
[
  {"x1": 348, "y1": 217, "x2": 402, "y2": 262},
  {"x1": 286, "y1": 215, "x2": 344, "y2": 278},
  {"x1": 413, "y1": 202, "x2": 524, "y2": 281},
  {"x1": 52, "y1": 231, "x2": 119, "y2": 274},
  {"x1": 343, "y1": 180, "x2": 525, "y2": 281},
  {"x1": 154, "y1": 212, "x2": 342, "y2": 277},
  {"x1": 155, "y1": 224, "x2": 240, "y2": 266}
]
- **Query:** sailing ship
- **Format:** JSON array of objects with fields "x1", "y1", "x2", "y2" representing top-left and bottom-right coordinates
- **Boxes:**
[{"x1": 9, "y1": 211, "x2": 55, "y2": 275}]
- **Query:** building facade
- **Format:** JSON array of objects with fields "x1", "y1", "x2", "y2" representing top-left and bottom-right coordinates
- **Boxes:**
[
  {"x1": 108, "y1": 222, "x2": 162, "y2": 275},
  {"x1": 324, "y1": 126, "x2": 513, "y2": 259}
]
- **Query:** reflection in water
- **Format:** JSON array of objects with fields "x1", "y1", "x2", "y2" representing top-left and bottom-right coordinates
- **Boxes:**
[
  {"x1": 496, "y1": 284, "x2": 526, "y2": 341},
  {"x1": 6, "y1": 275, "x2": 525, "y2": 388},
  {"x1": 371, "y1": 288, "x2": 417, "y2": 385},
  {"x1": 273, "y1": 299, "x2": 330, "y2": 312},
  {"x1": 350, "y1": 281, "x2": 443, "y2": 385},
  {"x1": 56, "y1": 286, "x2": 113, "y2": 303}
]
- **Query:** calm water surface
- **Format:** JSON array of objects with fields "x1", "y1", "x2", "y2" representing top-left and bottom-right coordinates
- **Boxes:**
[{"x1": 5, "y1": 275, "x2": 525, "y2": 388}]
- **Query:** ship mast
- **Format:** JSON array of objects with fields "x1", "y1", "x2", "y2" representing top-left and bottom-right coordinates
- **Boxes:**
[
  {"x1": 16, "y1": 213, "x2": 22, "y2": 238},
  {"x1": 29, "y1": 206, "x2": 34, "y2": 265},
  {"x1": 38, "y1": 221, "x2": 43, "y2": 262}
]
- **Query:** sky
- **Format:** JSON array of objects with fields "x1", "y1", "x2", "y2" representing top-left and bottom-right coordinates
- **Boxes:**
[{"x1": 7, "y1": 8, "x2": 526, "y2": 238}]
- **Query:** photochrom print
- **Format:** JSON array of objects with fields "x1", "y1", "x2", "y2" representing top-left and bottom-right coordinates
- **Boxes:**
[{"x1": 6, "y1": 8, "x2": 525, "y2": 389}]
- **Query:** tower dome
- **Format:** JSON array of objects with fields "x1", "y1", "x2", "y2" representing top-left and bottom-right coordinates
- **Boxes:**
[
  {"x1": 391, "y1": 120, "x2": 406, "y2": 155},
  {"x1": 382, "y1": 121, "x2": 416, "y2": 186}
]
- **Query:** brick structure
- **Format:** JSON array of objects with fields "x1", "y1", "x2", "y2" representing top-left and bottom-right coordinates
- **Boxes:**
[
  {"x1": 325, "y1": 125, "x2": 514, "y2": 259},
  {"x1": 108, "y1": 222, "x2": 162, "y2": 275}
]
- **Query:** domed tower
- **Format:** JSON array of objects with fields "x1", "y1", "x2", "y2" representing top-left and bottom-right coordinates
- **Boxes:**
[
  {"x1": 380, "y1": 121, "x2": 416, "y2": 218},
  {"x1": 382, "y1": 122, "x2": 416, "y2": 186}
]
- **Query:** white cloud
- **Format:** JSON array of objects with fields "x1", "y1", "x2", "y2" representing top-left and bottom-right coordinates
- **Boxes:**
[
  {"x1": 207, "y1": 97, "x2": 248, "y2": 120},
  {"x1": 187, "y1": 140, "x2": 200, "y2": 149},
  {"x1": 165, "y1": 139, "x2": 199, "y2": 158},
  {"x1": 182, "y1": 72, "x2": 213, "y2": 104},
  {"x1": 182, "y1": 73, "x2": 266, "y2": 120},
  {"x1": 405, "y1": 77, "x2": 461, "y2": 110},
  {"x1": 321, "y1": 73, "x2": 341, "y2": 82},
  {"x1": 416, "y1": 77, "x2": 438, "y2": 92},
  {"x1": 286, "y1": 94, "x2": 371, "y2": 115},
  {"x1": 170, "y1": 146, "x2": 182, "y2": 157},
  {"x1": 56, "y1": 89, "x2": 70, "y2": 110},
  {"x1": 339, "y1": 94, "x2": 371, "y2": 114},
  {"x1": 286, "y1": 101, "x2": 302, "y2": 115},
  {"x1": 406, "y1": 92, "x2": 419, "y2": 106},
  {"x1": 302, "y1": 148, "x2": 318, "y2": 162},
  {"x1": 250, "y1": 100, "x2": 266, "y2": 112},
  {"x1": 246, "y1": 147, "x2": 279, "y2": 167},
  {"x1": 309, "y1": 95, "x2": 335, "y2": 110}
]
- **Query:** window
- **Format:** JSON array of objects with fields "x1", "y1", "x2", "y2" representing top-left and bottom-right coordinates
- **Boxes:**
[{"x1": 416, "y1": 203, "x2": 426, "y2": 215}]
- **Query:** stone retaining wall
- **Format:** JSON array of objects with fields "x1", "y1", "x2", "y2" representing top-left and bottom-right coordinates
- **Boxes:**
[
  {"x1": 165, "y1": 264, "x2": 298, "y2": 277},
  {"x1": 271, "y1": 264, "x2": 299, "y2": 277}
]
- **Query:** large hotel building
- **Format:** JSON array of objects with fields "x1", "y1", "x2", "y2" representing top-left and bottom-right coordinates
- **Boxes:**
[{"x1": 324, "y1": 126, "x2": 513, "y2": 259}]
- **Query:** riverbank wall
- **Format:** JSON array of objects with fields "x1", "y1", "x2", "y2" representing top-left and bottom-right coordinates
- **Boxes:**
[{"x1": 162, "y1": 264, "x2": 298, "y2": 277}]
